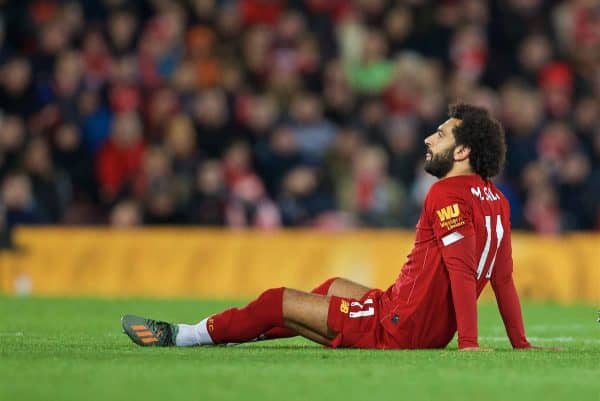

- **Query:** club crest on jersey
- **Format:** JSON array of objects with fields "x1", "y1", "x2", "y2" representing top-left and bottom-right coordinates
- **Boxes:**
[{"x1": 436, "y1": 203, "x2": 465, "y2": 230}]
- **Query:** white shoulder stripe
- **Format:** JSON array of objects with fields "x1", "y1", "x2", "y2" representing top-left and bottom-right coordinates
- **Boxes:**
[{"x1": 441, "y1": 231, "x2": 465, "y2": 246}]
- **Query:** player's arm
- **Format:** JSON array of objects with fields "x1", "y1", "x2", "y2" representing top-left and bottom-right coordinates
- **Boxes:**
[
  {"x1": 490, "y1": 225, "x2": 531, "y2": 349},
  {"x1": 429, "y1": 195, "x2": 479, "y2": 350},
  {"x1": 441, "y1": 228, "x2": 479, "y2": 349}
]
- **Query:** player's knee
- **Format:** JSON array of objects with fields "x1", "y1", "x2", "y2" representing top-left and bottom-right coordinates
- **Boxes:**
[
  {"x1": 311, "y1": 277, "x2": 339, "y2": 296},
  {"x1": 323, "y1": 277, "x2": 340, "y2": 287},
  {"x1": 257, "y1": 287, "x2": 285, "y2": 304}
]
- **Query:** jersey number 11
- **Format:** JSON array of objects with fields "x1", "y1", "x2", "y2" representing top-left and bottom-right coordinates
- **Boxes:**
[{"x1": 476, "y1": 215, "x2": 504, "y2": 280}]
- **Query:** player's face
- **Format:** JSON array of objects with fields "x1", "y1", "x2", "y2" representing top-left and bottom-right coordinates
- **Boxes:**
[{"x1": 423, "y1": 118, "x2": 461, "y2": 178}]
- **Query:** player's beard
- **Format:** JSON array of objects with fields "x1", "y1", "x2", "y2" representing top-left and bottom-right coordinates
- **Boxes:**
[{"x1": 424, "y1": 146, "x2": 456, "y2": 178}]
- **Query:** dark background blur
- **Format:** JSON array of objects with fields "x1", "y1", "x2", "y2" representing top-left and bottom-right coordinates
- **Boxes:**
[{"x1": 0, "y1": 0, "x2": 599, "y2": 248}]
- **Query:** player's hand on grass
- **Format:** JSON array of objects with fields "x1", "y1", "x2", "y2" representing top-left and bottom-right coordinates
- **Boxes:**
[{"x1": 459, "y1": 347, "x2": 493, "y2": 352}]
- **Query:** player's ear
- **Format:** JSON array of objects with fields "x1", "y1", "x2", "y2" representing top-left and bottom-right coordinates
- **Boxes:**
[{"x1": 454, "y1": 144, "x2": 471, "y2": 161}]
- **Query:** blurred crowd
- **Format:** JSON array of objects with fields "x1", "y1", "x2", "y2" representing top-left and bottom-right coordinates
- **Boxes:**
[{"x1": 1, "y1": 0, "x2": 600, "y2": 247}]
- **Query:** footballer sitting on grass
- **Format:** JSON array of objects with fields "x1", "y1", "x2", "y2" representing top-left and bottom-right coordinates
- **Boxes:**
[{"x1": 122, "y1": 103, "x2": 556, "y2": 351}]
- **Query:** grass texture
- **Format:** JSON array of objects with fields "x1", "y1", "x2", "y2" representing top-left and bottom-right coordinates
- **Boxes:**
[{"x1": 1, "y1": 296, "x2": 599, "y2": 401}]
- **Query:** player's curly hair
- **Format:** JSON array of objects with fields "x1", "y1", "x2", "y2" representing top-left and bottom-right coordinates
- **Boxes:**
[{"x1": 448, "y1": 103, "x2": 506, "y2": 179}]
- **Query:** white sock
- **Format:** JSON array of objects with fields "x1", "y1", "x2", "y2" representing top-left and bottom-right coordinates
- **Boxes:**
[{"x1": 175, "y1": 318, "x2": 214, "y2": 346}]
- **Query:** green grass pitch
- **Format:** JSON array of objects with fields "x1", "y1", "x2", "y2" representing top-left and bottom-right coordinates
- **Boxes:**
[{"x1": 1, "y1": 296, "x2": 599, "y2": 401}]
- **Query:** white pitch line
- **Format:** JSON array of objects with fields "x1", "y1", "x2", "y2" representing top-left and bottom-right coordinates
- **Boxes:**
[
  {"x1": 1, "y1": 333, "x2": 598, "y2": 344},
  {"x1": 480, "y1": 336, "x2": 600, "y2": 344},
  {"x1": 526, "y1": 324, "x2": 592, "y2": 330}
]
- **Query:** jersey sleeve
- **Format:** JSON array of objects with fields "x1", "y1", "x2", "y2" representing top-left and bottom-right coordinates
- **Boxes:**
[
  {"x1": 489, "y1": 218, "x2": 531, "y2": 349},
  {"x1": 426, "y1": 185, "x2": 478, "y2": 349}
]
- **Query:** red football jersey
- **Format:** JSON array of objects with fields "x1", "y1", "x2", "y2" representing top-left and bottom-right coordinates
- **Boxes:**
[{"x1": 378, "y1": 174, "x2": 530, "y2": 349}]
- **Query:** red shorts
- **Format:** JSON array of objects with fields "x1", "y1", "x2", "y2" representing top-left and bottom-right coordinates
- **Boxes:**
[{"x1": 327, "y1": 289, "x2": 401, "y2": 349}]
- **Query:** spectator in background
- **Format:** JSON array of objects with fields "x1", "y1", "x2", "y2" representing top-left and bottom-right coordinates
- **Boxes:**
[
  {"x1": 345, "y1": 29, "x2": 394, "y2": 95},
  {"x1": 516, "y1": 34, "x2": 554, "y2": 86},
  {"x1": 323, "y1": 126, "x2": 363, "y2": 191},
  {"x1": 1, "y1": 173, "x2": 45, "y2": 230},
  {"x1": 213, "y1": 9, "x2": 244, "y2": 68},
  {"x1": 96, "y1": 112, "x2": 146, "y2": 203},
  {"x1": 222, "y1": 140, "x2": 255, "y2": 189},
  {"x1": 322, "y1": 60, "x2": 356, "y2": 125},
  {"x1": 0, "y1": 1, "x2": 597, "y2": 234},
  {"x1": 137, "y1": 7, "x2": 186, "y2": 89},
  {"x1": 226, "y1": 174, "x2": 280, "y2": 229},
  {"x1": 144, "y1": 86, "x2": 180, "y2": 142},
  {"x1": 384, "y1": 53, "x2": 427, "y2": 118},
  {"x1": 0, "y1": 57, "x2": 36, "y2": 117},
  {"x1": 242, "y1": 26, "x2": 272, "y2": 91},
  {"x1": 51, "y1": 51, "x2": 85, "y2": 123},
  {"x1": 186, "y1": 25, "x2": 220, "y2": 89},
  {"x1": 107, "y1": 56, "x2": 141, "y2": 115},
  {"x1": 188, "y1": 0, "x2": 218, "y2": 26},
  {"x1": 23, "y1": 137, "x2": 70, "y2": 223},
  {"x1": 31, "y1": 18, "x2": 70, "y2": 79},
  {"x1": 142, "y1": 181, "x2": 185, "y2": 225},
  {"x1": 277, "y1": 166, "x2": 334, "y2": 226},
  {"x1": 81, "y1": 29, "x2": 112, "y2": 89},
  {"x1": 109, "y1": 199, "x2": 141, "y2": 228},
  {"x1": 450, "y1": 24, "x2": 488, "y2": 83},
  {"x1": 500, "y1": 82, "x2": 543, "y2": 183},
  {"x1": 137, "y1": 147, "x2": 185, "y2": 225},
  {"x1": 187, "y1": 160, "x2": 227, "y2": 226},
  {"x1": 135, "y1": 146, "x2": 174, "y2": 198},
  {"x1": 408, "y1": 162, "x2": 437, "y2": 220},
  {"x1": 337, "y1": 145, "x2": 405, "y2": 227},
  {"x1": 106, "y1": 8, "x2": 139, "y2": 57},
  {"x1": 521, "y1": 161, "x2": 561, "y2": 233},
  {"x1": 238, "y1": 94, "x2": 279, "y2": 146},
  {"x1": 536, "y1": 121, "x2": 590, "y2": 229},
  {"x1": 0, "y1": 115, "x2": 27, "y2": 178},
  {"x1": 255, "y1": 125, "x2": 304, "y2": 197},
  {"x1": 386, "y1": 117, "x2": 420, "y2": 189},
  {"x1": 52, "y1": 122, "x2": 97, "y2": 203},
  {"x1": 539, "y1": 61, "x2": 574, "y2": 119},
  {"x1": 557, "y1": 151, "x2": 591, "y2": 228},
  {"x1": 358, "y1": 96, "x2": 387, "y2": 148},
  {"x1": 524, "y1": 183, "x2": 562, "y2": 234},
  {"x1": 288, "y1": 92, "x2": 336, "y2": 163},
  {"x1": 573, "y1": 96, "x2": 599, "y2": 149},
  {"x1": 78, "y1": 88, "x2": 113, "y2": 155},
  {"x1": 191, "y1": 88, "x2": 236, "y2": 158},
  {"x1": 384, "y1": 6, "x2": 418, "y2": 55},
  {"x1": 163, "y1": 114, "x2": 202, "y2": 203}
]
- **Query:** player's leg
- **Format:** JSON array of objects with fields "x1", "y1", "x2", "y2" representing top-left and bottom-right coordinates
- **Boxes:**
[
  {"x1": 204, "y1": 288, "x2": 334, "y2": 345},
  {"x1": 261, "y1": 277, "x2": 371, "y2": 339},
  {"x1": 327, "y1": 278, "x2": 372, "y2": 299},
  {"x1": 282, "y1": 288, "x2": 336, "y2": 343},
  {"x1": 284, "y1": 320, "x2": 332, "y2": 346},
  {"x1": 122, "y1": 287, "x2": 336, "y2": 347}
]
